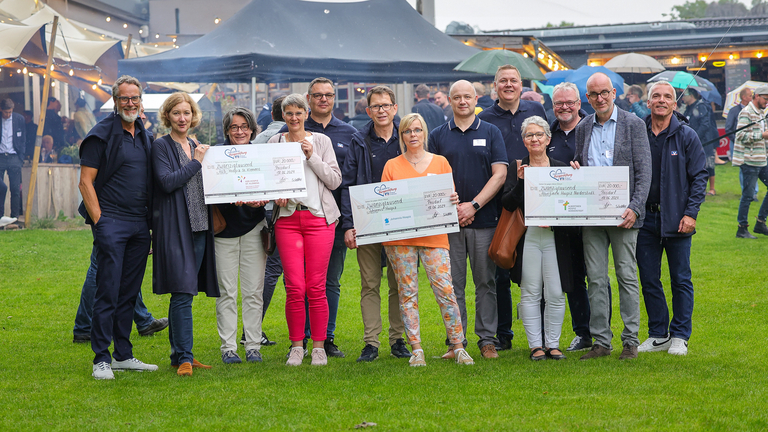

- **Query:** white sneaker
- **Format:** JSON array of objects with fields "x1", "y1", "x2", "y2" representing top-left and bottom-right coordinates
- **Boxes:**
[
  {"x1": 0, "y1": 216, "x2": 17, "y2": 227},
  {"x1": 409, "y1": 350, "x2": 426, "y2": 367},
  {"x1": 310, "y1": 348, "x2": 327, "y2": 366},
  {"x1": 668, "y1": 337, "x2": 688, "y2": 356},
  {"x1": 286, "y1": 347, "x2": 304, "y2": 366},
  {"x1": 92, "y1": 361, "x2": 114, "y2": 380},
  {"x1": 111, "y1": 357, "x2": 158, "y2": 371},
  {"x1": 455, "y1": 349, "x2": 474, "y2": 365},
  {"x1": 637, "y1": 336, "x2": 672, "y2": 352}
]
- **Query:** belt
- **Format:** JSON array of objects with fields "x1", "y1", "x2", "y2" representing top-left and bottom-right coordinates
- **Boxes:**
[
  {"x1": 297, "y1": 205, "x2": 310, "y2": 211},
  {"x1": 0, "y1": 152, "x2": 17, "y2": 157},
  {"x1": 646, "y1": 203, "x2": 661, "y2": 213}
]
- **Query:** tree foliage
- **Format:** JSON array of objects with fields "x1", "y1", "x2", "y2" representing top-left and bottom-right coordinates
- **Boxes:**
[{"x1": 545, "y1": 21, "x2": 575, "y2": 28}]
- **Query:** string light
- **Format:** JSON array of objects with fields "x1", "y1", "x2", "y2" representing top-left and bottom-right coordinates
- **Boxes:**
[
  {"x1": 92, "y1": 84, "x2": 97, "y2": 90},
  {"x1": 22, "y1": 67, "x2": 27, "y2": 74},
  {"x1": 214, "y1": 17, "x2": 221, "y2": 24},
  {"x1": 155, "y1": 33, "x2": 160, "y2": 39},
  {"x1": 97, "y1": 78, "x2": 103, "y2": 86},
  {"x1": 758, "y1": 52, "x2": 764, "y2": 59},
  {"x1": 68, "y1": 69, "x2": 74, "y2": 76},
  {"x1": 123, "y1": 23, "x2": 128, "y2": 29},
  {"x1": 106, "y1": 17, "x2": 111, "y2": 22}
]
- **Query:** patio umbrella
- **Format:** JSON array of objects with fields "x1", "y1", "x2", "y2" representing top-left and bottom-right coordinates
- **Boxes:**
[
  {"x1": 722, "y1": 80, "x2": 768, "y2": 117},
  {"x1": 542, "y1": 69, "x2": 572, "y2": 85},
  {"x1": 604, "y1": 53, "x2": 666, "y2": 73},
  {"x1": 454, "y1": 49, "x2": 546, "y2": 81},
  {"x1": 559, "y1": 65, "x2": 625, "y2": 104},
  {"x1": 647, "y1": 71, "x2": 722, "y2": 106}
]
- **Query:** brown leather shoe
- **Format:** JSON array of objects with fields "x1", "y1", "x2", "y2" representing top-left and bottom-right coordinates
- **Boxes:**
[
  {"x1": 618, "y1": 344, "x2": 638, "y2": 360},
  {"x1": 580, "y1": 344, "x2": 612, "y2": 360},
  {"x1": 177, "y1": 362, "x2": 193, "y2": 376},
  {"x1": 480, "y1": 344, "x2": 499, "y2": 359},
  {"x1": 441, "y1": 348, "x2": 455, "y2": 359},
  {"x1": 172, "y1": 359, "x2": 212, "y2": 369}
]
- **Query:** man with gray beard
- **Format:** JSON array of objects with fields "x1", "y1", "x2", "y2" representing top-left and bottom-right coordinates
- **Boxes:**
[{"x1": 78, "y1": 75, "x2": 157, "y2": 379}]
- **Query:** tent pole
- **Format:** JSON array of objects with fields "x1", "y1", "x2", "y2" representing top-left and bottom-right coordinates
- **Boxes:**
[
  {"x1": 251, "y1": 77, "x2": 257, "y2": 114},
  {"x1": 25, "y1": 15, "x2": 59, "y2": 227}
]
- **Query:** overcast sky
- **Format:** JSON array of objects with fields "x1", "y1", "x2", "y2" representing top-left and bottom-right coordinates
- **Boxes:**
[{"x1": 404, "y1": 0, "x2": 753, "y2": 32}]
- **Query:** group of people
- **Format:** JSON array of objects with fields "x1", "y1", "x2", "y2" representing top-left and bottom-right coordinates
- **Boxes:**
[{"x1": 76, "y1": 67, "x2": 710, "y2": 380}]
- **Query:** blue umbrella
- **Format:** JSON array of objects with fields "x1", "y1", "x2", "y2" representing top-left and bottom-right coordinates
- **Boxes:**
[
  {"x1": 543, "y1": 66, "x2": 625, "y2": 104},
  {"x1": 696, "y1": 76, "x2": 723, "y2": 107}
]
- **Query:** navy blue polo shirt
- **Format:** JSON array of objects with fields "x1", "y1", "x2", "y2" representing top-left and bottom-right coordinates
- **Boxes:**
[
  {"x1": 429, "y1": 117, "x2": 508, "y2": 229},
  {"x1": 367, "y1": 125, "x2": 401, "y2": 183},
  {"x1": 646, "y1": 125, "x2": 668, "y2": 206},
  {"x1": 280, "y1": 114, "x2": 356, "y2": 205},
  {"x1": 477, "y1": 99, "x2": 547, "y2": 162},
  {"x1": 547, "y1": 111, "x2": 587, "y2": 163},
  {"x1": 80, "y1": 128, "x2": 149, "y2": 221}
]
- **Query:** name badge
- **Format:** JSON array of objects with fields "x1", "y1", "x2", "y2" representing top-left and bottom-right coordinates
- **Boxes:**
[
  {"x1": 473, "y1": 139, "x2": 486, "y2": 147},
  {"x1": 16, "y1": 131, "x2": 22, "y2": 137},
  {"x1": 605, "y1": 149, "x2": 613, "y2": 159}
]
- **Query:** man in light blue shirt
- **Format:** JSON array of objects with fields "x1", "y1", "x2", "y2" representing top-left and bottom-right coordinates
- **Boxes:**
[{"x1": 571, "y1": 73, "x2": 651, "y2": 361}]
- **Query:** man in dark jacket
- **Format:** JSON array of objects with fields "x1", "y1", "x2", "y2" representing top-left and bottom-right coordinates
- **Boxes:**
[
  {"x1": 340, "y1": 85, "x2": 409, "y2": 362},
  {"x1": 682, "y1": 88, "x2": 718, "y2": 195},
  {"x1": 637, "y1": 81, "x2": 707, "y2": 357},
  {"x1": 411, "y1": 84, "x2": 445, "y2": 133},
  {"x1": 78, "y1": 75, "x2": 157, "y2": 379},
  {"x1": 0, "y1": 98, "x2": 26, "y2": 219}
]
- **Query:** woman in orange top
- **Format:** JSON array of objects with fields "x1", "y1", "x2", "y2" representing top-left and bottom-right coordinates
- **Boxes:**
[{"x1": 381, "y1": 113, "x2": 473, "y2": 367}]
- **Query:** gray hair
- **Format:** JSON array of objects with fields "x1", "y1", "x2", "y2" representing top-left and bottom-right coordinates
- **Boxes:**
[
  {"x1": 520, "y1": 115, "x2": 551, "y2": 138},
  {"x1": 552, "y1": 82, "x2": 579, "y2": 99},
  {"x1": 112, "y1": 75, "x2": 142, "y2": 100},
  {"x1": 0, "y1": 98, "x2": 14, "y2": 111},
  {"x1": 223, "y1": 107, "x2": 259, "y2": 141},
  {"x1": 281, "y1": 93, "x2": 309, "y2": 113},
  {"x1": 647, "y1": 81, "x2": 676, "y2": 100}
]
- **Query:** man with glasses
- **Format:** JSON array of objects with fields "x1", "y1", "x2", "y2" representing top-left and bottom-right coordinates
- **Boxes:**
[
  {"x1": 478, "y1": 65, "x2": 546, "y2": 351},
  {"x1": 78, "y1": 75, "x2": 157, "y2": 379},
  {"x1": 733, "y1": 85, "x2": 768, "y2": 238},
  {"x1": 571, "y1": 72, "x2": 651, "y2": 361},
  {"x1": 340, "y1": 85, "x2": 410, "y2": 362},
  {"x1": 546, "y1": 82, "x2": 593, "y2": 352},
  {"x1": 280, "y1": 77, "x2": 357, "y2": 358},
  {"x1": 430, "y1": 80, "x2": 508, "y2": 360}
]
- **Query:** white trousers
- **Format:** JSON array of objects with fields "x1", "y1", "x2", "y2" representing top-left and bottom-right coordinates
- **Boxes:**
[
  {"x1": 214, "y1": 220, "x2": 267, "y2": 352},
  {"x1": 519, "y1": 227, "x2": 566, "y2": 349}
]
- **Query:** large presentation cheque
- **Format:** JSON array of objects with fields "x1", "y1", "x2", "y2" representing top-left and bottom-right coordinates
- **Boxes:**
[
  {"x1": 350, "y1": 173, "x2": 459, "y2": 246},
  {"x1": 524, "y1": 166, "x2": 629, "y2": 226},
  {"x1": 201, "y1": 143, "x2": 307, "y2": 204}
]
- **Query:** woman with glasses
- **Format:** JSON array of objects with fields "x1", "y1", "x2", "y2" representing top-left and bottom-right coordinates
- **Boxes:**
[
  {"x1": 380, "y1": 113, "x2": 473, "y2": 367},
  {"x1": 501, "y1": 116, "x2": 578, "y2": 361},
  {"x1": 152, "y1": 92, "x2": 219, "y2": 376},
  {"x1": 212, "y1": 107, "x2": 270, "y2": 364},
  {"x1": 268, "y1": 94, "x2": 341, "y2": 366}
]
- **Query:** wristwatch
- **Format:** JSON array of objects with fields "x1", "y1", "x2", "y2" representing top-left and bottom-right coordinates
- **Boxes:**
[{"x1": 470, "y1": 200, "x2": 480, "y2": 211}]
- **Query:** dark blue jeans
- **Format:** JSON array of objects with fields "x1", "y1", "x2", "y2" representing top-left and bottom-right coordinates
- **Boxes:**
[
  {"x1": 637, "y1": 212, "x2": 694, "y2": 340},
  {"x1": 261, "y1": 219, "x2": 283, "y2": 319},
  {"x1": 91, "y1": 217, "x2": 151, "y2": 364},
  {"x1": 74, "y1": 244, "x2": 154, "y2": 337},
  {"x1": 0, "y1": 154, "x2": 22, "y2": 217},
  {"x1": 168, "y1": 231, "x2": 206, "y2": 365},
  {"x1": 494, "y1": 267, "x2": 515, "y2": 340},
  {"x1": 738, "y1": 165, "x2": 768, "y2": 226}
]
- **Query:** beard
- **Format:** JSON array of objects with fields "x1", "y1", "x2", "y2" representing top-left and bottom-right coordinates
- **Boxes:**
[{"x1": 118, "y1": 107, "x2": 139, "y2": 124}]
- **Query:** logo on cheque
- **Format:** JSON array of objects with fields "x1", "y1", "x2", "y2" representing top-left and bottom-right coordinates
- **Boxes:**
[
  {"x1": 374, "y1": 184, "x2": 397, "y2": 197},
  {"x1": 549, "y1": 169, "x2": 573, "y2": 182},
  {"x1": 224, "y1": 147, "x2": 247, "y2": 159}
]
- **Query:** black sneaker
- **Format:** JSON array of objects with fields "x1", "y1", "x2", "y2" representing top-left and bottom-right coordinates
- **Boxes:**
[
  {"x1": 357, "y1": 344, "x2": 379, "y2": 362},
  {"x1": 495, "y1": 335, "x2": 512, "y2": 351},
  {"x1": 73, "y1": 334, "x2": 90, "y2": 343},
  {"x1": 324, "y1": 338, "x2": 345, "y2": 358},
  {"x1": 261, "y1": 332, "x2": 277, "y2": 346},
  {"x1": 390, "y1": 339, "x2": 411, "y2": 358},
  {"x1": 138, "y1": 318, "x2": 169, "y2": 336}
]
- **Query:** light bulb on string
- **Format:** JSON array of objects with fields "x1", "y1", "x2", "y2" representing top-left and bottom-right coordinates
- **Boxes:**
[
  {"x1": 22, "y1": 67, "x2": 27, "y2": 74},
  {"x1": 68, "y1": 69, "x2": 74, "y2": 76},
  {"x1": 97, "y1": 78, "x2": 103, "y2": 86}
]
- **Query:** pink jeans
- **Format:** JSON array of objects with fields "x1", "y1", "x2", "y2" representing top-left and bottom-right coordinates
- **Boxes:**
[{"x1": 275, "y1": 210, "x2": 335, "y2": 342}]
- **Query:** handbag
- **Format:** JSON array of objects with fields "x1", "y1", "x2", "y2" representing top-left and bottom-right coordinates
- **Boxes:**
[
  {"x1": 211, "y1": 205, "x2": 226, "y2": 235},
  {"x1": 260, "y1": 206, "x2": 280, "y2": 256},
  {"x1": 488, "y1": 207, "x2": 526, "y2": 269}
]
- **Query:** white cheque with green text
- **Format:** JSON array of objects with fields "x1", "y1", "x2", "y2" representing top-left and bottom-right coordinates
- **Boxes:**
[
  {"x1": 350, "y1": 173, "x2": 459, "y2": 246},
  {"x1": 523, "y1": 166, "x2": 629, "y2": 226},
  {"x1": 201, "y1": 143, "x2": 307, "y2": 204}
]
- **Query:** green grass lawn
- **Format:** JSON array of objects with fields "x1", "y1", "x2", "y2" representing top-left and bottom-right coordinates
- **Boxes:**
[{"x1": 1, "y1": 163, "x2": 767, "y2": 431}]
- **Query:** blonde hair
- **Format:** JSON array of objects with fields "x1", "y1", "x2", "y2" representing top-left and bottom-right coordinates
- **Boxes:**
[
  {"x1": 398, "y1": 113, "x2": 429, "y2": 154},
  {"x1": 158, "y1": 92, "x2": 202, "y2": 129}
]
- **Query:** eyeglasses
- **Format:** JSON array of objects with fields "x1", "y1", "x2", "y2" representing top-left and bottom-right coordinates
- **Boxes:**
[
  {"x1": 369, "y1": 104, "x2": 394, "y2": 112},
  {"x1": 523, "y1": 132, "x2": 547, "y2": 141},
  {"x1": 402, "y1": 128, "x2": 423, "y2": 136},
  {"x1": 117, "y1": 96, "x2": 141, "y2": 105},
  {"x1": 310, "y1": 93, "x2": 335, "y2": 100},
  {"x1": 229, "y1": 125, "x2": 251, "y2": 133},
  {"x1": 554, "y1": 100, "x2": 579, "y2": 108},
  {"x1": 587, "y1": 90, "x2": 612, "y2": 100}
]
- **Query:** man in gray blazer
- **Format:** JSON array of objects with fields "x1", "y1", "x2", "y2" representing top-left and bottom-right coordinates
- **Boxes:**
[{"x1": 570, "y1": 73, "x2": 651, "y2": 361}]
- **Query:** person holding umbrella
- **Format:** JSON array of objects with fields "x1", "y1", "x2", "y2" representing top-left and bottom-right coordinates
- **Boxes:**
[{"x1": 682, "y1": 89, "x2": 719, "y2": 196}]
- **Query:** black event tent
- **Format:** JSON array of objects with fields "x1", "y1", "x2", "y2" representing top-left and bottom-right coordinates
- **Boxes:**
[{"x1": 118, "y1": 0, "x2": 483, "y2": 83}]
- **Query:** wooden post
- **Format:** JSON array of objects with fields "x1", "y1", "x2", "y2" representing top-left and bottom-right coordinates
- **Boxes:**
[
  {"x1": 124, "y1": 34, "x2": 133, "y2": 59},
  {"x1": 24, "y1": 16, "x2": 59, "y2": 227}
]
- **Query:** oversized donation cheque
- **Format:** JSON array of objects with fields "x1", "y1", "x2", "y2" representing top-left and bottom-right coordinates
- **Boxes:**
[
  {"x1": 200, "y1": 143, "x2": 307, "y2": 204},
  {"x1": 349, "y1": 173, "x2": 459, "y2": 246},
  {"x1": 523, "y1": 166, "x2": 629, "y2": 226}
]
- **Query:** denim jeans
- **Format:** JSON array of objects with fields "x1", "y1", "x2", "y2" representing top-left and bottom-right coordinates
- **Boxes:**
[
  {"x1": 0, "y1": 154, "x2": 22, "y2": 217},
  {"x1": 73, "y1": 244, "x2": 154, "y2": 336},
  {"x1": 494, "y1": 267, "x2": 515, "y2": 340},
  {"x1": 168, "y1": 231, "x2": 206, "y2": 365},
  {"x1": 738, "y1": 165, "x2": 768, "y2": 226},
  {"x1": 637, "y1": 212, "x2": 694, "y2": 340}
]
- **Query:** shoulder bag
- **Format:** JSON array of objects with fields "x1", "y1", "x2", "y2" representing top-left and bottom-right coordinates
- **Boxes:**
[{"x1": 488, "y1": 207, "x2": 526, "y2": 269}]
